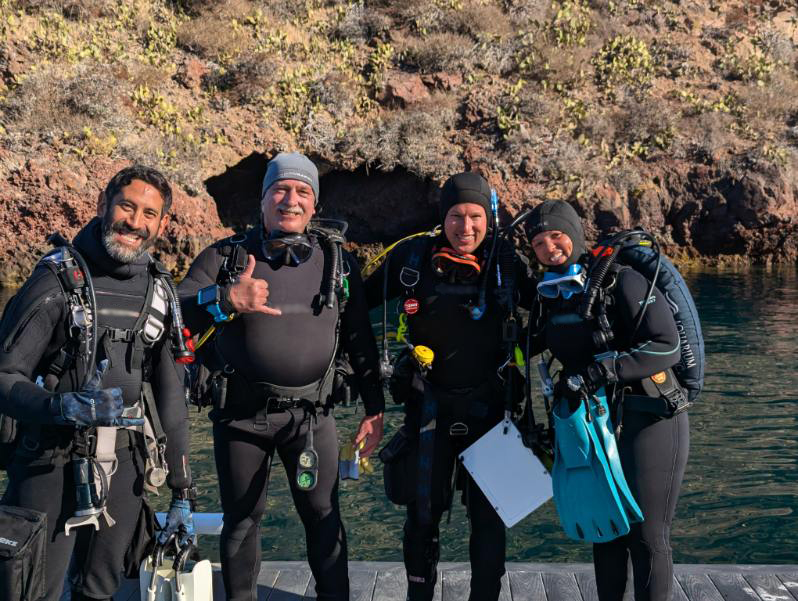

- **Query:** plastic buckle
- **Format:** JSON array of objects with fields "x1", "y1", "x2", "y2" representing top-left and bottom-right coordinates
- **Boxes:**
[
  {"x1": 120, "y1": 403, "x2": 144, "y2": 419},
  {"x1": 107, "y1": 328, "x2": 135, "y2": 342},
  {"x1": 254, "y1": 409, "x2": 269, "y2": 431},
  {"x1": 449, "y1": 422, "x2": 468, "y2": 436}
]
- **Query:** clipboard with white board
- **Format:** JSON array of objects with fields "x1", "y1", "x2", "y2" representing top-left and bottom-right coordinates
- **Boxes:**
[{"x1": 459, "y1": 418, "x2": 553, "y2": 528}]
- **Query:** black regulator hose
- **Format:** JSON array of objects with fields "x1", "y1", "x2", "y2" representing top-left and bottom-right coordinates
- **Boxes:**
[
  {"x1": 311, "y1": 220, "x2": 348, "y2": 311},
  {"x1": 162, "y1": 275, "x2": 195, "y2": 364},
  {"x1": 579, "y1": 228, "x2": 662, "y2": 340},
  {"x1": 499, "y1": 208, "x2": 533, "y2": 242},
  {"x1": 579, "y1": 228, "x2": 642, "y2": 320},
  {"x1": 47, "y1": 233, "x2": 99, "y2": 388}
]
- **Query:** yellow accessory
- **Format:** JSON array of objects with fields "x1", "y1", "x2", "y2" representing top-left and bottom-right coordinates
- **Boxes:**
[
  {"x1": 361, "y1": 226, "x2": 441, "y2": 278},
  {"x1": 514, "y1": 345, "x2": 525, "y2": 368},
  {"x1": 338, "y1": 442, "x2": 357, "y2": 462},
  {"x1": 412, "y1": 345, "x2": 435, "y2": 370},
  {"x1": 194, "y1": 313, "x2": 236, "y2": 352},
  {"x1": 396, "y1": 313, "x2": 409, "y2": 344}
]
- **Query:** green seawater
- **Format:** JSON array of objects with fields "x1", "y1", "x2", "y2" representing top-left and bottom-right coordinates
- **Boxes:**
[{"x1": 2, "y1": 267, "x2": 797, "y2": 564}]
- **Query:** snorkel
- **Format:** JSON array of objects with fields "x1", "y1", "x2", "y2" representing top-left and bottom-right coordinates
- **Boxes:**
[{"x1": 470, "y1": 189, "x2": 501, "y2": 320}]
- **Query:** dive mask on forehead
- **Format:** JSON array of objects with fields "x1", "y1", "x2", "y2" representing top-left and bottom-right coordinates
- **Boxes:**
[
  {"x1": 537, "y1": 264, "x2": 587, "y2": 299},
  {"x1": 431, "y1": 246, "x2": 482, "y2": 284},
  {"x1": 262, "y1": 231, "x2": 314, "y2": 266}
]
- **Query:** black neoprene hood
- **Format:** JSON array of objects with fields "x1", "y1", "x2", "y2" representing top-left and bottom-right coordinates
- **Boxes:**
[
  {"x1": 439, "y1": 172, "x2": 494, "y2": 227},
  {"x1": 525, "y1": 200, "x2": 586, "y2": 270}
]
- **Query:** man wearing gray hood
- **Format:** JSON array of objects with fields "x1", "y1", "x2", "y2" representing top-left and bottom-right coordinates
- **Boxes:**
[{"x1": 179, "y1": 152, "x2": 385, "y2": 601}]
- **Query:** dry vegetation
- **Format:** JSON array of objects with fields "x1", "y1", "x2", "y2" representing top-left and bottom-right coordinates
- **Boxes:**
[{"x1": 1, "y1": 0, "x2": 797, "y2": 200}]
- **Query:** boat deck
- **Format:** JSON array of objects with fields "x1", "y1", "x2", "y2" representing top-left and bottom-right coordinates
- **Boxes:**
[{"x1": 114, "y1": 561, "x2": 798, "y2": 600}]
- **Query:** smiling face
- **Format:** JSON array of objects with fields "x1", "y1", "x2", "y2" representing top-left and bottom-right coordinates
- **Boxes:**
[
  {"x1": 443, "y1": 202, "x2": 488, "y2": 255},
  {"x1": 531, "y1": 230, "x2": 574, "y2": 267},
  {"x1": 97, "y1": 179, "x2": 169, "y2": 263},
  {"x1": 261, "y1": 179, "x2": 316, "y2": 234}
]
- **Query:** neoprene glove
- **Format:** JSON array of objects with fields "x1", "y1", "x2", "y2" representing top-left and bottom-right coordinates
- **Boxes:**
[
  {"x1": 158, "y1": 498, "x2": 196, "y2": 547},
  {"x1": 49, "y1": 360, "x2": 145, "y2": 428}
]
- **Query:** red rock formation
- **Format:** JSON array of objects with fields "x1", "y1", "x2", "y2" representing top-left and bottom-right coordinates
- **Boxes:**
[{"x1": 0, "y1": 154, "x2": 230, "y2": 287}]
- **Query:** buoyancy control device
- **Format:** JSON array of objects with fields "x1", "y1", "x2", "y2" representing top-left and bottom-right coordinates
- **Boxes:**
[
  {"x1": 581, "y1": 228, "x2": 705, "y2": 403},
  {"x1": 0, "y1": 234, "x2": 192, "y2": 532},
  {"x1": 188, "y1": 219, "x2": 352, "y2": 412}
]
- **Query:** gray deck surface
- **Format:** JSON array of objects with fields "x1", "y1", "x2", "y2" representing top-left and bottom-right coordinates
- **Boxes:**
[{"x1": 114, "y1": 562, "x2": 798, "y2": 600}]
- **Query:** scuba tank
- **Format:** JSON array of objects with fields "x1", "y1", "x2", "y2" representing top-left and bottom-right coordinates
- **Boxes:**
[{"x1": 581, "y1": 228, "x2": 705, "y2": 402}]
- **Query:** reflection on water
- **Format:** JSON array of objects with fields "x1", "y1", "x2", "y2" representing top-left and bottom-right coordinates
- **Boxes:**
[{"x1": 1, "y1": 267, "x2": 797, "y2": 564}]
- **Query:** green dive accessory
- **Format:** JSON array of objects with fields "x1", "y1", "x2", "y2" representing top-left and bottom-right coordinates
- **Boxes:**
[{"x1": 296, "y1": 420, "x2": 319, "y2": 491}]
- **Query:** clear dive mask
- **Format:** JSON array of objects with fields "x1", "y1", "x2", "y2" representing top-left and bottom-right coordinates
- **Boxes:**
[
  {"x1": 262, "y1": 231, "x2": 314, "y2": 266},
  {"x1": 537, "y1": 264, "x2": 587, "y2": 299}
]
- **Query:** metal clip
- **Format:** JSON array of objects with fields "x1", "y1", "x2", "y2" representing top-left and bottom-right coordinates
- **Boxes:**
[
  {"x1": 399, "y1": 266, "x2": 420, "y2": 288},
  {"x1": 449, "y1": 422, "x2": 468, "y2": 436}
]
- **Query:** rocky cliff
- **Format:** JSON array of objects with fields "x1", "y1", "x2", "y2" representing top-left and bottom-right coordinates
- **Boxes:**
[{"x1": 1, "y1": 0, "x2": 796, "y2": 286}]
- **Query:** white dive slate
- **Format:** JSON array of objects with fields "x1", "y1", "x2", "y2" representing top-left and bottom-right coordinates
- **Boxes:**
[{"x1": 459, "y1": 418, "x2": 553, "y2": 528}]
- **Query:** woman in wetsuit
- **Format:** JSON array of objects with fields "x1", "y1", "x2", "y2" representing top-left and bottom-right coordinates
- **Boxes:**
[{"x1": 525, "y1": 200, "x2": 690, "y2": 601}]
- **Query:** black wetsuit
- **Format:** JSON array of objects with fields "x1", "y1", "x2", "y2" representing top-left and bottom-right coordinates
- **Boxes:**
[
  {"x1": 0, "y1": 218, "x2": 191, "y2": 601},
  {"x1": 365, "y1": 235, "x2": 526, "y2": 601},
  {"x1": 178, "y1": 227, "x2": 384, "y2": 601},
  {"x1": 531, "y1": 266, "x2": 689, "y2": 601}
]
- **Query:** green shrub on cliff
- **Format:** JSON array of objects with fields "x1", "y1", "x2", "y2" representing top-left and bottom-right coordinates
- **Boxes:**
[
  {"x1": 592, "y1": 34, "x2": 654, "y2": 100},
  {"x1": 0, "y1": 0, "x2": 795, "y2": 220}
]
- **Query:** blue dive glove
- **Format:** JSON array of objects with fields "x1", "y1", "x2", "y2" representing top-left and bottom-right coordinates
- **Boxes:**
[
  {"x1": 158, "y1": 498, "x2": 196, "y2": 547},
  {"x1": 49, "y1": 360, "x2": 144, "y2": 428}
]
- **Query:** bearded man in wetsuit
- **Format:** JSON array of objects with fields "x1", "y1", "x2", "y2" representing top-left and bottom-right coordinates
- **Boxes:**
[
  {"x1": 365, "y1": 172, "x2": 528, "y2": 601},
  {"x1": 179, "y1": 152, "x2": 385, "y2": 601},
  {"x1": 0, "y1": 165, "x2": 194, "y2": 601}
]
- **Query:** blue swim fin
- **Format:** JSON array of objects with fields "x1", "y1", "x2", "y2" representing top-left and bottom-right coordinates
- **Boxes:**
[{"x1": 552, "y1": 388, "x2": 643, "y2": 543}]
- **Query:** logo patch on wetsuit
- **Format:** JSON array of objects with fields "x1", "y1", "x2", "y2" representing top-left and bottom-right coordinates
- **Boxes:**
[
  {"x1": 404, "y1": 298, "x2": 420, "y2": 315},
  {"x1": 651, "y1": 372, "x2": 667, "y2": 384}
]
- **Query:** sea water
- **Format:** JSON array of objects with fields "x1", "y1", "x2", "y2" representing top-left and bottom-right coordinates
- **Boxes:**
[{"x1": 1, "y1": 267, "x2": 796, "y2": 563}]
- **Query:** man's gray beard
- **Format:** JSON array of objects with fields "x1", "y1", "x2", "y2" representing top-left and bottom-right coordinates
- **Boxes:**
[{"x1": 102, "y1": 226, "x2": 154, "y2": 263}]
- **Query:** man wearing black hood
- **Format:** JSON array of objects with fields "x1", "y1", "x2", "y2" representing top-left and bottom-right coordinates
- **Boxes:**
[
  {"x1": 365, "y1": 172, "x2": 528, "y2": 601},
  {"x1": 0, "y1": 166, "x2": 193, "y2": 601},
  {"x1": 524, "y1": 200, "x2": 689, "y2": 601}
]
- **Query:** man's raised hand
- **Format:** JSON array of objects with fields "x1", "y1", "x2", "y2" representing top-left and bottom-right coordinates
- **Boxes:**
[{"x1": 227, "y1": 254, "x2": 282, "y2": 316}]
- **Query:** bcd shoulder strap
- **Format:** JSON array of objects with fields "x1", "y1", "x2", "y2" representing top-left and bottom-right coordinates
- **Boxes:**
[{"x1": 217, "y1": 233, "x2": 250, "y2": 286}]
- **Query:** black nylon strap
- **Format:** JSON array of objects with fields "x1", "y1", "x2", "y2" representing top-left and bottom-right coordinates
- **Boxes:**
[
  {"x1": 129, "y1": 274, "x2": 155, "y2": 372},
  {"x1": 140, "y1": 381, "x2": 167, "y2": 443}
]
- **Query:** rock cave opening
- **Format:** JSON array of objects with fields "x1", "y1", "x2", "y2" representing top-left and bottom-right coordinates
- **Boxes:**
[
  {"x1": 204, "y1": 154, "x2": 440, "y2": 243},
  {"x1": 204, "y1": 152, "x2": 269, "y2": 232}
]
